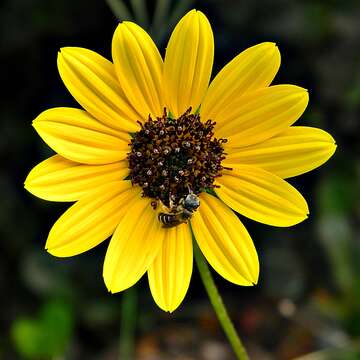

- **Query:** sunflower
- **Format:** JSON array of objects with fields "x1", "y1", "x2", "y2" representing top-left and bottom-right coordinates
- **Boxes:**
[{"x1": 25, "y1": 9, "x2": 336, "y2": 312}]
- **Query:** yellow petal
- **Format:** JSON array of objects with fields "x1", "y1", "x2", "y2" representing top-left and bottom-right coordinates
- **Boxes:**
[
  {"x1": 103, "y1": 195, "x2": 164, "y2": 293},
  {"x1": 46, "y1": 181, "x2": 137, "y2": 257},
  {"x1": 215, "y1": 166, "x2": 309, "y2": 227},
  {"x1": 112, "y1": 21, "x2": 164, "y2": 119},
  {"x1": 191, "y1": 193, "x2": 259, "y2": 285},
  {"x1": 201, "y1": 42, "x2": 280, "y2": 121},
  {"x1": 214, "y1": 85, "x2": 309, "y2": 147},
  {"x1": 58, "y1": 47, "x2": 140, "y2": 133},
  {"x1": 163, "y1": 9, "x2": 214, "y2": 118},
  {"x1": 224, "y1": 127, "x2": 336, "y2": 178},
  {"x1": 25, "y1": 155, "x2": 129, "y2": 202},
  {"x1": 148, "y1": 223, "x2": 193, "y2": 312},
  {"x1": 33, "y1": 107, "x2": 129, "y2": 164}
]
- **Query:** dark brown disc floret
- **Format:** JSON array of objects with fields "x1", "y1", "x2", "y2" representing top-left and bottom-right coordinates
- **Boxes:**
[{"x1": 127, "y1": 108, "x2": 229, "y2": 209}]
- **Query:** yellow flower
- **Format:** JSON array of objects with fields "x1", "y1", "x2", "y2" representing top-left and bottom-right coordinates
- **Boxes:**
[{"x1": 24, "y1": 10, "x2": 336, "y2": 312}]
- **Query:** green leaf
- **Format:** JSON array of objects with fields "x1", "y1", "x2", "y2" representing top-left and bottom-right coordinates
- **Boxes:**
[
  {"x1": 167, "y1": 110, "x2": 175, "y2": 119},
  {"x1": 11, "y1": 319, "x2": 43, "y2": 359},
  {"x1": 11, "y1": 299, "x2": 74, "y2": 359},
  {"x1": 204, "y1": 188, "x2": 217, "y2": 196}
]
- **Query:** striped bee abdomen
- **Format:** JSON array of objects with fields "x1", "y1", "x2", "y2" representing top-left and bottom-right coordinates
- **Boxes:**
[{"x1": 158, "y1": 213, "x2": 183, "y2": 228}]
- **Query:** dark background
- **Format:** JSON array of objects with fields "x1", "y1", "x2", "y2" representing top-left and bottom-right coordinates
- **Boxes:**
[{"x1": 1, "y1": 0, "x2": 359, "y2": 359}]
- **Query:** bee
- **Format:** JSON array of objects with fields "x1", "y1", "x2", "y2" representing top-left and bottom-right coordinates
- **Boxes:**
[{"x1": 158, "y1": 193, "x2": 200, "y2": 228}]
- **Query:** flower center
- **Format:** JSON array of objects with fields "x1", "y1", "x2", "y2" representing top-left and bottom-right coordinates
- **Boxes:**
[{"x1": 127, "y1": 108, "x2": 229, "y2": 210}]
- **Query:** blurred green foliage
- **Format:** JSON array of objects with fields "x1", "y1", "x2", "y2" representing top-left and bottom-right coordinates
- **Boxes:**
[
  {"x1": 318, "y1": 171, "x2": 358, "y2": 216},
  {"x1": 11, "y1": 300, "x2": 73, "y2": 359},
  {"x1": 105, "y1": 0, "x2": 194, "y2": 43}
]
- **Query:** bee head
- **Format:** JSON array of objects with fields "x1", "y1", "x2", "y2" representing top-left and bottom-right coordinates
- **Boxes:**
[{"x1": 184, "y1": 193, "x2": 200, "y2": 211}]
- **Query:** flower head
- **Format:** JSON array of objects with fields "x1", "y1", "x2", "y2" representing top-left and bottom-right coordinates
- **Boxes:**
[{"x1": 25, "y1": 10, "x2": 336, "y2": 312}]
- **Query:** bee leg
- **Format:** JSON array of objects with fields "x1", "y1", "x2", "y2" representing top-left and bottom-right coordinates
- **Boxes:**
[{"x1": 169, "y1": 193, "x2": 175, "y2": 209}]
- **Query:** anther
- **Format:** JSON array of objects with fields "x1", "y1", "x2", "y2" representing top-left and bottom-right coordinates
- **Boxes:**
[{"x1": 127, "y1": 108, "x2": 228, "y2": 210}]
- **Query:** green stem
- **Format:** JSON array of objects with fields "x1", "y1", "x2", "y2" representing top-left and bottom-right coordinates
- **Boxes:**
[
  {"x1": 119, "y1": 287, "x2": 137, "y2": 360},
  {"x1": 193, "y1": 241, "x2": 249, "y2": 360}
]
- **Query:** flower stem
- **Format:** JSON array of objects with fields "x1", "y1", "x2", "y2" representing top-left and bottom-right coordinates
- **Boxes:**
[
  {"x1": 119, "y1": 287, "x2": 137, "y2": 360},
  {"x1": 193, "y1": 241, "x2": 249, "y2": 360}
]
